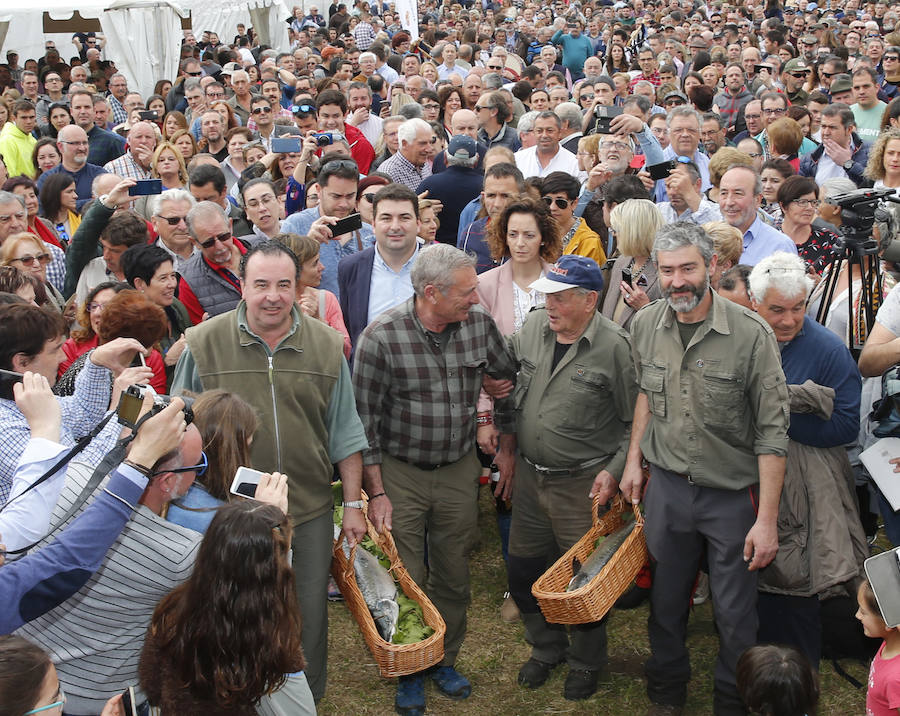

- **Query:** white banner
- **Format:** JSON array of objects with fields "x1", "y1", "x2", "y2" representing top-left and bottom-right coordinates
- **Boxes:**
[{"x1": 395, "y1": 0, "x2": 418, "y2": 42}]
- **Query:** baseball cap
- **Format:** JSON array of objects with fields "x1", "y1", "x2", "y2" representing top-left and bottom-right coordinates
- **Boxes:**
[
  {"x1": 784, "y1": 58, "x2": 811, "y2": 72},
  {"x1": 447, "y1": 134, "x2": 478, "y2": 161},
  {"x1": 530, "y1": 255, "x2": 605, "y2": 294},
  {"x1": 829, "y1": 74, "x2": 853, "y2": 93},
  {"x1": 220, "y1": 61, "x2": 241, "y2": 76}
]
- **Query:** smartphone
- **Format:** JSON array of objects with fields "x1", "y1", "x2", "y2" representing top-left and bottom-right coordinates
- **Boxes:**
[
  {"x1": 330, "y1": 212, "x2": 363, "y2": 236},
  {"x1": 592, "y1": 104, "x2": 623, "y2": 134},
  {"x1": 138, "y1": 110, "x2": 159, "y2": 121},
  {"x1": 271, "y1": 136, "x2": 303, "y2": 153},
  {"x1": 129, "y1": 352, "x2": 146, "y2": 368},
  {"x1": 128, "y1": 179, "x2": 163, "y2": 197},
  {"x1": 621, "y1": 266, "x2": 633, "y2": 288},
  {"x1": 121, "y1": 686, "x2": 139, "y2": 716},
  {"x1": 230, "y1": 466, "x2": 266, "y2": 499},
  {"x1": 647, "y1": 160, "x2": 676, "y2": 181},
  {"x1": 0, "y1": 369, "x2": 23, "y2": 401}
]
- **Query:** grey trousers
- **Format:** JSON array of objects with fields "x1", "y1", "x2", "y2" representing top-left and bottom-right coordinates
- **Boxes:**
[
  {"x1": 643, "y1": 465, "x2": 759, "y2": 713},
  {"x1": 291, "y1": 510, "x2": 334, "y2": 702}
]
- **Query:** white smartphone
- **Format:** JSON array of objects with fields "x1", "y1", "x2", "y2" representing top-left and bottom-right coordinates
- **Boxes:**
[{"x1": 230, "y1": 466, "x2": 266, "y2": 499}]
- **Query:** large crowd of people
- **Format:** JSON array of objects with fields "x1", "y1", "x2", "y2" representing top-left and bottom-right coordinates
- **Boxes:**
[{"x1": 2, "y1": 0, "x2": 900, "y2": 714}]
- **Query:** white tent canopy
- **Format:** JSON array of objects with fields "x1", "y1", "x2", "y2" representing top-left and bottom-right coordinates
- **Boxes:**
[{"x1": 0, "y1": 0, "x2": 292, "y2": 96}]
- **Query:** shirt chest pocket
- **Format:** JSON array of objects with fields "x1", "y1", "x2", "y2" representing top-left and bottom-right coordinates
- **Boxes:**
[
  {"x1": 512, "y1": 358, "x2": 536, "y2": 410},
  {"x1": 640, "y1": 363, "x2": 667, "y2": 419},
  {"x1": 701, "y1": 370, "x2": 745, "y2": 434},
  {"x1": 563, "y1": 369, "x2": 609, "y2": 429}
]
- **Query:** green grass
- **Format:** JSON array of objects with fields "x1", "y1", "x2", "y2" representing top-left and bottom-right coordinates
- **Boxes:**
[{"x1": 319, "y1": 488, "x2": 869, "y2": 715}]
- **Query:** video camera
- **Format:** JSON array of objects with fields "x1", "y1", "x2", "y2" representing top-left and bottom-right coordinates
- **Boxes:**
[
  {"x1": 827, "y1": 186, "x2": 900, "y2": 256},
  {"x1": 116, "y1": 385, "x2": 194, "y2": 430}
]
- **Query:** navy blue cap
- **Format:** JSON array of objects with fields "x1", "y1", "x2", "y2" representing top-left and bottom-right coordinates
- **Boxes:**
[{"x1": 530, "y1": 255, "x2": 605, "y2": 294}]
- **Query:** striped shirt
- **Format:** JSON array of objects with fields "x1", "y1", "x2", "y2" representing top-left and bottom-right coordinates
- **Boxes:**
[
  {"x1": 16, "y1": 460, "x2": 201, "y2": 715},
  {"x1": 352, "y1": 297, "x2": 517, "y2": 465},
  {"x1": 379, "y1": 151, "x2": 433, "y2": 191}
]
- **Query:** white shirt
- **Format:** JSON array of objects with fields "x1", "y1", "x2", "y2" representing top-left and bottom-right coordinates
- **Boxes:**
[
  {"x1": 348, "y1": 112, "x2": 384, "y2": 149},
  {"x1": 514, "y1": 144, "x2": 580, "y2": 179},
  {"x1": 0, "y1": 438, "x2": 68, "y2": 552},
  {"x1": 815, "y1": 152, "x2": 848, "y2": 185},
  {"x1": 367, "y1": 244, "x2": 418, "y2": 324},
  {"x1": 657, "y1": 199, "x2": 723, "y2": 225}
]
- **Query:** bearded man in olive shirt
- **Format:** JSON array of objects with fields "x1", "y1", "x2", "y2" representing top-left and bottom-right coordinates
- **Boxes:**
[{"x1": 619, "y1": 222, "x2": 789, "y2": 716}]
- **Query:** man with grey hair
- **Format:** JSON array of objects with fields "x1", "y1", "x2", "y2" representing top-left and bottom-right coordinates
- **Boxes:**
[
  {"x1": 417, "y1": 135, "x2": 484, "y2": 244},
  {"x1": 656, "y1": 106, "x2": 711, "y2": 203},
  {"x1": 352, "y1": 242, "x2": 517, "y2": 716},
  {"x1": 103, "y1": 121, "x2": 157, "y2": 180},
  {"x1": 149, "y1": 188, "x2": 197, "y2": 270},
  {"x1": 226, "y1": 69, "x2": 257, "y2": 125},
  {"x1": 517, "y1": 110, "x2": 539, "y2": 149},
  {"x1": 106, "y1": 73, "x2": 129, "y2": 125},
  {"x1": 482, "y1": 72, "x2": 504, "y2": 91},
  {"x1": 747, "y1": 251, "x2": 863, "y2": 669},
  {"x1": 476, "y1": 91, "x2": 521, "y2": 151},
  {"x1": 718, "y1": 165, "x2": 797, "y2": 264},
  {"x1": 620, "y1": 222, "x2": 789, "y2": 716},
  {"x1": 379, "y1": 118, "x2": 435, "y2": 190},
  {"x1": 177, "y1": 200, "x2": 262, "y2": 322},
  {"x1": 555, "y1": 101, "x2": 584, "y2": 154}
]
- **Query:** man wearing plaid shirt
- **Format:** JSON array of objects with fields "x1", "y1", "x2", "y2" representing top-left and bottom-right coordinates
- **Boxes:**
[
  {"x1": 352, "y1": 11, "x2": 377, "y2": 50},
  {"x1": 102, "y1": 122, "x2": 156, "y2": 180},
  {"x1": 352, "y1": 243, "x2": 517, "y2": 716}
]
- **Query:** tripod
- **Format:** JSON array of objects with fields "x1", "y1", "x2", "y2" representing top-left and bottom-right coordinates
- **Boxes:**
[{"x1": 815, "y1": 235, "x2": 881, "y2": 361}]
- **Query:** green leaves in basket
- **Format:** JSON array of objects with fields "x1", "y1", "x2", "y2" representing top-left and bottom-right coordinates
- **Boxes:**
[{"x1": 392, "y1": 592, "x2": 435, "y2": 644}]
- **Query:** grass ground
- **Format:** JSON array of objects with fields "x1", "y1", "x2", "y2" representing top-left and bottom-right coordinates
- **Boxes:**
[{"x1": 319, "y1": 488, "x2": 869, "y2": 715}]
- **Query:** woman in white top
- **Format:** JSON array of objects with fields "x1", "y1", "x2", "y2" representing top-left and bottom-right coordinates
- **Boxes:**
[{"x1": 865, "y1": 128, "x2": 900, "y2": 197}]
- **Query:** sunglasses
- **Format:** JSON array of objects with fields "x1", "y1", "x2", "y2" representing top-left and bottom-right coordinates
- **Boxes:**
[
  {"x1": 665, "y1": 98, "x2": 686, "y2": 105},
  {"x1": 157, "y1": 215, "x2": 187, "y2": 226},
  {"x1": 12, "y1": 253, "x2": 51, "y2": 266},
  {"x1": 820, "y1": 71, "x2": 839, "y2": 77},
  {"x1": 153, "y1": 450, "x2": 208, "y2": 477},
  {"x1": 361, "y1": 192, "x2": 379, "y2": 203},
  {"x1": 252, "y1": 106, "x2": 272, "y2": 114},
  {"x1": 291, "y1": 104, "x2": 316, "y2": 114},
  {"x1": 790, "y1": 72, "x2": 810, "y2": 78},
  {"x1": 542, "y1": 196, "x2": 571, "y2": 209},
  {"x1": 185, "y1": 70, "x2": 202, "y2": 76},
  {"x1": 197, "y1": 230, "x2": 231, "y2": 249},
  {"x1": 884, "y1": 56, "x2": 900, "y2": 62}
]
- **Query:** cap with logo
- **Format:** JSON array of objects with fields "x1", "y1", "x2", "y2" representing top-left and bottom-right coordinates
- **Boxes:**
[
  {"x1": 447, "y1": 134, "x2": 478, "y2": 161},
  {"x1": 530, "y1": 255, "x2": 605, "y2": 294},
  {"x1": 784, "y1": 58, "x2": 811, "y2": 73}
]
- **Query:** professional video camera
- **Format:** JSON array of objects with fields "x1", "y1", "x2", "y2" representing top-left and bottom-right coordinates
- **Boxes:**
[{"x1": 816, "y1": 187, "x2": 900, "y2": 356}]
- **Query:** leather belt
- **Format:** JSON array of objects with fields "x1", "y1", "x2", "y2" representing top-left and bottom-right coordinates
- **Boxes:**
[
  {"x1": 393, "y1": 454, "x2": 454, "y2": 471},
  {"x1": 522, "y1": 455, "x2": 607, "y2": 478}
]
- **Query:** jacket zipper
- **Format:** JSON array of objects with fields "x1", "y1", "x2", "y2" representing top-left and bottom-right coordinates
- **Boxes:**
[{"x1": 268, "y1": 354, "x2": 282, "y2": 472}]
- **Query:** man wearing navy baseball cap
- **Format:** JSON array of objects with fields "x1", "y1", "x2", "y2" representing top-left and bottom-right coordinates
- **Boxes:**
[{"x1": 492, "y1": 253, "x2": 639, "y2": 701}]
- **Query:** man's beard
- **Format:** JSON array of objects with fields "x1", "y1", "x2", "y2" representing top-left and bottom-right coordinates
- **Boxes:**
[{"x1": 664, "y1": 273, "x2": 709, "y2": 313}]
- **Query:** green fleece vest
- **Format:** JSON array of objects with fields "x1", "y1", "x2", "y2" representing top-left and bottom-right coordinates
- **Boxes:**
[{"x1": 187, "y1": 307, "x2": 343, "y2": 523}]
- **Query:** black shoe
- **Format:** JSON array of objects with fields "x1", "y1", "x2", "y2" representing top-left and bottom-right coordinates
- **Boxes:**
[
  {"x1": 563, "y1": 668, "x2": 599, "y2": 700},
  {"x1": 615, "y1": 584, "x2": 651, "y2": 609},
  {"x1": 517, "y1": 658, "x2": 560, "y2": 688}
]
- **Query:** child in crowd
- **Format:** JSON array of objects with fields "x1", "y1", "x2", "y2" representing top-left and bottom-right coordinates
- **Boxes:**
[
  {"x1": 857, "y1": 578, "x2": 900, "y2": 715},
  {"x1": 736, "y1": 644, "x2": 819, "y2": 716}
]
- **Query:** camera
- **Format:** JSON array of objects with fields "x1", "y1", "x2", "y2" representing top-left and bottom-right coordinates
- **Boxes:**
[
  {"x1": 117, "y1": 384, "x2": 194, "y2": 429},
  {"x1": 828, "y1": 187, "x2": 900, "y2": 255},
  {"x1": 314, "y1": 132, "x2": 335, "y2": 146},
  {"x1": 590, "y1": 104, "x2": 622, "y2": 135}
]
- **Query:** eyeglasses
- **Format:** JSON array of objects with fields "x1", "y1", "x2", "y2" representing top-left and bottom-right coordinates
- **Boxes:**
[
  {"x1": 86, "y1": 301, "x2": 109, "y2": 313},
  {"x1": 197, "y1": 230, "x2": 232, "y2": 249},
  {"x1": 542, "y1": 196, "x2": 571, "y2": 209},
  {"x1": 156, "y1": 215, "x2": 187, "y2": 226},
  {"x1": 152, "y1": 450, "x2": 208, "y2": 477},
  {"x1": 579, "y1": 93, "x2": 595, "y2": 101},
  {"x1": 245, "y1": 193, "x2": 278, "y2": 208},
  {"x1": 762, "y1": 107, "x2": 786, "y2": 116},
  {"x1": 601, "y1": 140, "x2": 631, "y2": 151},
  {"x1": 60, "y1": 140, "x2": 89, "y2": 146},
  {"x1": 252, "y1": 106, "x2": 273, "y2": 114},
  {"x1": 11, "y1": 253, "x2": 51, "y2": 266},
  {"x1": 792, "y1": 198, "x2": 820, "y2": 208},
  {"x1": 23, "y1": 686, "x2": 66, "y2": 715},
  {"x1": 884, "y1": 56, "x2": 900, "y2": 62}
]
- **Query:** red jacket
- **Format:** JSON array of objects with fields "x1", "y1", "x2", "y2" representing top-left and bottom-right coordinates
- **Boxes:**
[{"x1": 342, "y1": 122, "x2": 375, "y2": 174}]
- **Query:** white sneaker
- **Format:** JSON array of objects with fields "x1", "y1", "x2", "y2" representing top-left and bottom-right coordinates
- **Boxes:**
[{"x1": 692, "y1": 571, "x2": 709, "y2": 605}]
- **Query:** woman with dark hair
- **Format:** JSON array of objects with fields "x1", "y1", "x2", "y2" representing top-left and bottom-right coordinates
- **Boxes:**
[
  {"x1": 437, "y1": 84, "x2": 466, "y2": 137},
  {"x1": 690, "y1": 50, "x2": 712, "y2": 73},
  {"x1": 140, "y1": 500, "x2": 312, "y2": 714},
  {"x1": 760, "y1": 157, "x2": 795, "y2": 222},
  {"x1": 145, "y1": 93, "x2": 166, "y2": 119},
  {"x1": 682, "y1": 71, "x2": 704, "y2": 95},
  {"x1": 55, "y1": 289, "x2": 168, "y2": 395},
  {"x1": 605, "y1": 43, "x2": 631, "y2": 74},
  {"x1": 0, "y1": 264, "x2": 45, "y2": 305},
  {"x1": 356, "y1": 174, "x2": 391, "y2": 226},
  {"x1": 688, "y1": 83, "x2": 716, "y2": 112},
  {"x1": 166, "y1": 389, "x2": 260, "y2": 533},
  {"x1": 38, "y1": 173, "x2": 81, "y2": 244},
  {"x1": 777, "y1": 175, "x2": 840, "y2": 275},
  {"x1": 58, "y1": 281, "x2": 127, "y2": 376},
  {"x1": 121, "y1": 243, "x2": 192, "y2": 369},
  {"x1": 41, "y1": 102, "x2": 72, "y2": 139},
  {"x1": 154, "y1": 79, "x2": 173, "y2": 100},
  {"x1": 210, "y1": 100, "x2": 240, "y2": 130},
  {"x1": 31, "y1": 137, "x2": 61, "y2": 179}
]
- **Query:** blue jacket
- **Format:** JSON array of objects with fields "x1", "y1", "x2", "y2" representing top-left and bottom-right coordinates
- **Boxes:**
[
  {"x1": 416, "y1": 165, "x2": 485, "y2": 246},
  {"x1": 337, "y1": 246, "x2": 376, "y2": 353},
  {"x1": 798, "y1": 132, "x2": 872, "y2": 189},
  {"x1": 1, "y1": 466, "x2": 146, "y2": 634}
]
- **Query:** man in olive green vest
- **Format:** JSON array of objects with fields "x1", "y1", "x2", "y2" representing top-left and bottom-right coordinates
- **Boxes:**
[{"x1": 171, "y1": 239, "x2": 369, "y2": 702}]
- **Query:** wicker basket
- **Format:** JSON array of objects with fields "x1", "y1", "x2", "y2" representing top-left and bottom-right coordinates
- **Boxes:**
[
  {"x1": 331, "y1": 497, "x2": 446, "y2": 677},
  {"x1": 532, "y1": 494, "x2": 647, "y2": 624}
]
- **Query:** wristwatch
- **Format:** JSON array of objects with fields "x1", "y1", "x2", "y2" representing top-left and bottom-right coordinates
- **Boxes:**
[
  {"x1": 842, "y1": 159, "x2": 854, "y2": 171},
  {"x1": 342, "y1": 500, "x2": 365, "y2": 510}
]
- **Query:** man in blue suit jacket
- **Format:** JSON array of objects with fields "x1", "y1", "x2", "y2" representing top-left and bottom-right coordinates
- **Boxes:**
[{"x1": 338, "y1": 183, "x2": 421, "y2": 351}]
